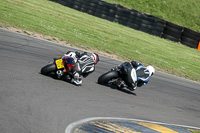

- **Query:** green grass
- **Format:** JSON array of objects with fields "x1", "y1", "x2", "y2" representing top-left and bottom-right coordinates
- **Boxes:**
[
  {"x1": 189, "y1": 129, "x2": 200, "y2": 133},
  {"x1": 0, "y1": 0, "x2": 200, "y2": 82},
  {"x1": 104, "y1": 0, "x2": 200, "y2": 32}
]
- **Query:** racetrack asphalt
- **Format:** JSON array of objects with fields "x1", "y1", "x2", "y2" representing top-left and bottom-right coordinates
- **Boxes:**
[{"x1": 0, "y1": 28, "x2": 200, "y2": 133}]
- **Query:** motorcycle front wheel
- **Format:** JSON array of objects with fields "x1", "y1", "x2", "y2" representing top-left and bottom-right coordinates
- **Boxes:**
[
  {"x1": 41, "y1": 63, "x2": 56, "y2": 75},
  {"x1": 98, "y1": 70, "x2": 119, "y2": 84}
]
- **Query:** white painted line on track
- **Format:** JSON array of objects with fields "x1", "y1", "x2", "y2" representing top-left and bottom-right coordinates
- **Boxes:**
[{"x1": 65, "y1": 117, "x2": 200, "y2": 133}]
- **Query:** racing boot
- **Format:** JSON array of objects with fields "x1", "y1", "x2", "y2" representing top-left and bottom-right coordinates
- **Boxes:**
[{"x1": 71, "y1": 72, "x2": 82, "y2": 85}]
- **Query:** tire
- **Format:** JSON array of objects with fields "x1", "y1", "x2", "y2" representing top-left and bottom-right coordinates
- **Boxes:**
[
  {"x1": 107, "y1": 16, "x2": 114, "y2": 21},
  {"x1": 74, "y1": 1, "x2": 82, "y2": 7},
  {"x1": 155, "y1": 18, "x2": 166, "y2": 23},
  {"x1": 135, "y1": 12, "x2": 144, "y2": 18},
  {"x1": 109, "y1": 9, "x2": 117, "y2": 14},
  {"x1": 100, "y1": 14, "x2": 107, "y2": 19},
  {"x1": 140, "y1": 27, "x2": 152, "y2": 34},
  {"x1": 140, "y1": 23, "x2": 154, "y2": 29},
  {"x1": 58, "y1": 0, "x2": 67, "y2": 6},
  {"x1": 165, "y1": 26, "x2": 183, "y2": 33},
  {"x1": 132, "y1": 24, "x2": 140, "y2": 30},
  {"x1": 116, "y1": 8, "x2": 130, "y2": 17},
  {"x1": 141, "y1": 19, "x2": 155, "y2": 26},
  {"x1": 182, "y1": 28, "x2": 200, "y2": 40},
  {"x1": 163, "y1": 29, "x2": 182, "y2": 38},
  {"x1": 73, "y1": 5, "x2": 81, "y2": 11},
  {"x1": 41, "y1": 63, "x2": 56, "y2": 75},
  {"x1": 151, "y1": 30, "x2": 163, "y2": 37},
  {"x1": 154, "y1": 25, "x2": 165, "y2": 32},
  {"x1": 98, "y1": 71, "x2": 119, "y2": 84},
  {"x1": 65, "y1": 0, "x2": 74, "y2": 8},
  {"x1": 154, "y1": 22, "x2": 165, "y2": 29},
  {"x1": 98, "y1": 1, "x2": 107, "y2": 6},
  {"x1": 87, "y1": 10, "x2": 95, "y2": 15},
  {"x1": 143, "y1": 15, "x2": 156, "y2": 22},
  {"x1": 115, "y1": 15, "x2": 128, "y2": 21},
  {"x1": 181, "y1": 35, "x2": 199, "y2": 44},
  {"x1": 166, "y1": 21, "x2": 183, "y2": 30},
  {"x1": 127, "y1": 22, "x2": 135, "y2": 28},
  {"x1": 181, "y1": 40, "x2": 198, "y2": 48},
  {"x1": 129, "y1": 14, "x2": 137, "y2": 19},
  {"x1": 162, "y1": 34, "x2": 180, "y2": 42},
  {"x1": 94, "y1": 12, "x2": 101, "y2": 17}
]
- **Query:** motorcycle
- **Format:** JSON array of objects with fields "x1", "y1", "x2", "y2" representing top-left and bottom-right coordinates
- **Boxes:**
[
  {"x1": 98, "y1": 64, "x2": 137, "y2": 90},
  {"x1": 41, "y1": 53, "x2": 97, "y2": 85}
]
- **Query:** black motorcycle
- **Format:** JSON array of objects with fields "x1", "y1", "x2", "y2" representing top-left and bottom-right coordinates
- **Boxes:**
[
  {"x1": 41, "y1": 56, "x2": 63, "y2": 75},
  {"x1": 98, "y1": 64, "x2": 137, "y2": 90}
]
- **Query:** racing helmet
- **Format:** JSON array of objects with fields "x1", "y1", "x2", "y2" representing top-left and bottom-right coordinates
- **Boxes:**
[
  {"x1": 92, "y1": 53, "x2": 100, "y2": 64},
  {"x1": 62, "y1": 56, "x2": 75, "y2": 71},
  {"x1": 147, "y1": 65, "x2": 155, "y2": 76}
]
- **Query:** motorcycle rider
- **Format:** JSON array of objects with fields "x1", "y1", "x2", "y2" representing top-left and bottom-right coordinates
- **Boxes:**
[
  {"x1": 64, "y1": 51, "x2": 86, "y2": 63},
  {"x1": 112, "y1": 61, "x2": 155, "y2": 91},
  {"x1": 62, "y1": 51, "x2": 100, "y2": 85}
]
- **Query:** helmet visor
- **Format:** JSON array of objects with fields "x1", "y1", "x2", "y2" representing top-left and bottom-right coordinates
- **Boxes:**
[{"x1": 63, "y1": 56, "x2": 75, "y2": 65}]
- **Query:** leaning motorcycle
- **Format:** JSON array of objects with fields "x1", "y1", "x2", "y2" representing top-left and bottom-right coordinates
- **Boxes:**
[
  {"x1": 41, "y1": 55, "x2": 76, "y2": 80},
  {"x1": 98, "y1": 64, "x2": 137, "y2": 90},
  {"x1": 41, "y1": 54, "x2": 97, "y2": 85},
  {"x1": 40, "y1": 56, "x2": 62, "y2": 76}
]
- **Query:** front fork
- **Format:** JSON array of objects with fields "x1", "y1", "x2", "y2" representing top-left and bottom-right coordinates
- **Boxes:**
[
  {"x1": 56, "y1": 68, "x2": 73, "y2": 80},
  {"x1": 56, "y1": 70, "x2": 64, "y2": 78}
]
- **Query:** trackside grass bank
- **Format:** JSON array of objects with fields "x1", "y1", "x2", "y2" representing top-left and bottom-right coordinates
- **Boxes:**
[
  {"x1": 0, "y1": 0, "x2": 200, "y2": 82},
  {"x1": 104, "y1": 0, "x2": 200, "y2": 32}
]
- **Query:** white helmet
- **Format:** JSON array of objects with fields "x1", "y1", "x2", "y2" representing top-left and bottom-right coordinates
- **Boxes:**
[{"x1": 147, "y1": 65, "x2": 155, "y2": 76}]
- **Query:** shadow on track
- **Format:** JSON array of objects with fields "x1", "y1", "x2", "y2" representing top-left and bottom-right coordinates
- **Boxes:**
[
  {"x1": 96, "y1": 82, "x2": 137, "y2": 96},
  {"x1": 40, "y1": 72, "x2": 79, "y2": 86}
]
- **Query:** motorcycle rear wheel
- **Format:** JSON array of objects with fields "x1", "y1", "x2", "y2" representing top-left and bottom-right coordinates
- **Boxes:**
[
  {"x1": 41, "y1": 63, "x2": 56, "y2": 75},
  {"x1": 98, "y1": 70, "x2": 119, "y2": 84}
]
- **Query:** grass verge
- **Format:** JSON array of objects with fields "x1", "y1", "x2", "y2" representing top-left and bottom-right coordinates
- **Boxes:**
[{"x1": 189, "y1": 129, "x2": 200, "y2": 133}]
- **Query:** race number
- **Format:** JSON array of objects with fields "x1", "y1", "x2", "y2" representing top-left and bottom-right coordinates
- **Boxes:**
[{"x1": 55, "y1": 59, "x2": 64, "y2": 69}]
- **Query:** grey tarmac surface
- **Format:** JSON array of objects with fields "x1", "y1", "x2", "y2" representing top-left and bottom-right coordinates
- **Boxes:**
[{"x1": 0, "y1": 28, "x2": 200, "y2": 133}]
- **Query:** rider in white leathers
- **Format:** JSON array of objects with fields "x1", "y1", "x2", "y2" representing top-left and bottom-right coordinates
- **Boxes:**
[{"x1": 62, "y1": 51, "x2": 100, "y2": 85}]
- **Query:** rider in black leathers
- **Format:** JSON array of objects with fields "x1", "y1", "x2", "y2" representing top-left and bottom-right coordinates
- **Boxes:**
[{"x1": 113, "y1": 61, "x2": 155, "y2": 91}]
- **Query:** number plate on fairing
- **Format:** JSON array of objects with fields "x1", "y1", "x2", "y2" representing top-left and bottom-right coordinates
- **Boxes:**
[{"x1": 55, "y1": 59, "x2": 64, "y2": 69}]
